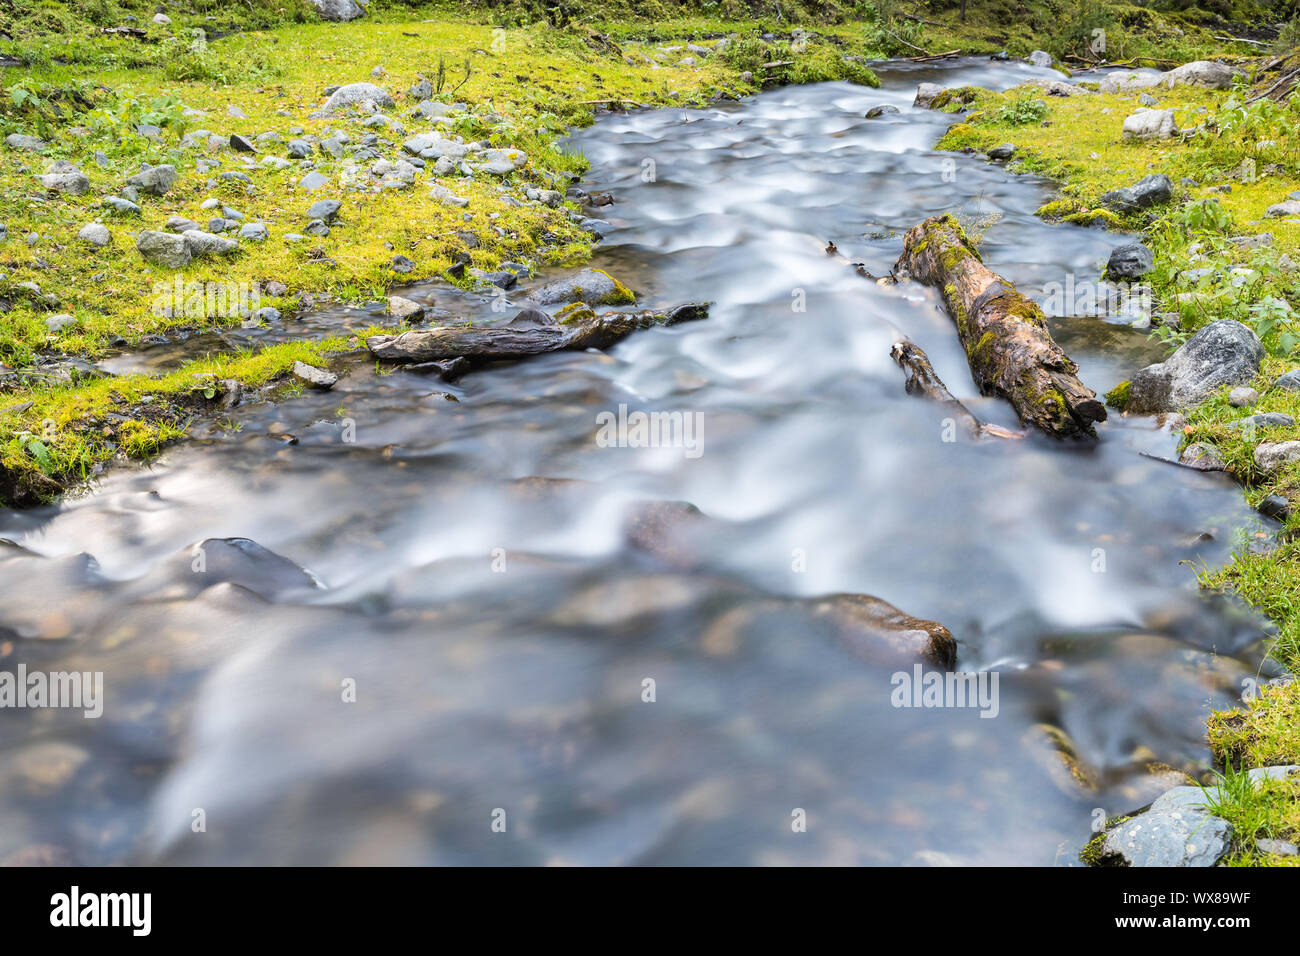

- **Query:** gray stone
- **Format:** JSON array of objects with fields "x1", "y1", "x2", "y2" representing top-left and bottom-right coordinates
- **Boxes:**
[
  {"x1": 1102, "y1": 808, "x2": 1232, "y2": 867},
  {"x1": 5, "y1": 133, "x2": 46, "y2": 151},
  {"x1": 528, "y1": 267, "x2": 631, "y2": 306},
  {"x1": 1228, "y1": 386, "x2": 1258, "y2": 407},
  {"x1": 1162, "y1": 60, "x2": 1244, "y2": 90},
  {"x1": 864, "y1": 104, "x2": 899, "y2": 119},
  {"x1": 1256, "y1": 838, "x2": 1299, "y2": 856},
  {"x1": 238, "y1": 222, "x2": 269, "y2": 242},
  {"x1": 304, "y1": 219, "x2": 330, "y2": 237},
  {"x1": 308, "y1": 0, "x2": 365, "y2": 22},
  {"x1": 306, "y1": 199, "x2": 342, "y2": 222},
  {"x1": 388, "y1": 296, "x2": 425, "y2": 321},
  {"x1": 136, "y1": 229, "x2": 192, "y2": 268},
  {"x1": 78, "y1": 223, "x2": 111, "y2": 247},
  {"x1": 287, "y1": 139, "x2": 312, "y2": 159},
  {"x1": 913, "y1": 83, "x2": 944, "y2": 108},
  {"x1": 1122, "y1": 108, "x2": 1177, "y2": 141},
  {"x1": 165, "y1": 215, "x2": 201, "y2": 234},
  {"x1": 1028, "y1": 50, "x2": 1052, "y2": 68},
  {"x1": 987, "y1": 143, "x2": 1016, "y2": 161},
  {"x1": 1179, "y1": 443, "x2": 1226, "y2": 471},
  {"x1": 1107, "y1": 242, "x2": 1154, "y2": 279},
  {"x1": 1100, "y1": 174, "x2": 1173, "y2": 213},
  {"x1": 1226, "y1": 412, "x2": 1294, "y2": 431},
  {"x1": 1266, "y1": 200, "x2": 1300, "y2": 218},
  {"x1": 1126, "y1": 320, "x2": 1263, "y2": 413},
  {"x1": 103, "y1": 196, "x2": 141, "y2": 215},
  {"x1": 391, "y1": 254, "x2": 414, "y2": 273},
  {"x1": 45, "y1": 313, "x2": 76, "y2": 333},
  {"x1": 292, "y1": 361, "x2": 337, "y2": 389},
  {"x1": 182, "y1": 230, "x2": 239, "y2": 257},
  {"x1": 1254, "y1": 441, "x2": 1300, "y2": 474},
  {"x1": 252, "y1": 306, "x2": 280, "y2": 323},
  {"x1": 318, "y1": 82, "x2": 394, "y2": 115},
  {"x1": 298, "y1": 170, "x2": 330, "y2": 192},
  {"x1": 125, "y1": 164, "x2": 178, "y2": 196},
  {"x1": 1138, "y1": 92, "x2": 1159, "y2": 106},
  {"x1": 38, "y1": 161, "x2": 90, "y2": 195},
  {"x1": 1274, "y1": 369, "x2": 1300, "y2": 391},
  {"x1": 1100, "y1": 70, "x2": 1163, "y2": 94}
]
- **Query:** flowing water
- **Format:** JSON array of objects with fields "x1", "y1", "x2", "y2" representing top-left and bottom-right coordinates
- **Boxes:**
[{"x1": 0, "y1": 59, "x2": 1280, "y2": 866}]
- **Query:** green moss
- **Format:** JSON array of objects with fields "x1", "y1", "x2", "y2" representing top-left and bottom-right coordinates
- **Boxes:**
[{"x1": 1104, "y1": 380, "x2": 1131, "y2": 410}]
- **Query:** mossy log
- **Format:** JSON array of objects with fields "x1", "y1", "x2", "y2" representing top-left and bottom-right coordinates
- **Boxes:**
[
  {"x1": 366, "y1": 303, "x2": 709, "y2": 363},
  {"x1": 890, "y1": 339, "x2": 1023, "y2": 440},
  {"x1": 895, "y1": 214, "x2": 1106, "y2": 438}
]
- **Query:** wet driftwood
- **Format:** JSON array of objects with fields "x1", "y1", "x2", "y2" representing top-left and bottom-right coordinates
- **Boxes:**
[
  {"x1": 895, "y1": 214, "x2": 1106, "y2": 438},
  {"x1": 367, "y1": 303, "x2": 709, "y2": 363},
  {"x1": 890, "y1": 339, "x2": 1023, "y2": 439}
]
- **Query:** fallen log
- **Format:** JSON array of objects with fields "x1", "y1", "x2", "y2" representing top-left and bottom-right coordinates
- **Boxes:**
[
  {"x1": 890, "y1": 340, "x2": 1023, "y2": 439},
  {"x1": 366, "y1": 303, "x2": 709, "y2": 364},
  {"x1": 894, "y1": 214, "x2": 1105, "y2": 438}
]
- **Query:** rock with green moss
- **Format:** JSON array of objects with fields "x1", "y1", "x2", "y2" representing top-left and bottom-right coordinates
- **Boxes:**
[{"x1": 529, "y1": 268, "x2": 635, "y2": 306}]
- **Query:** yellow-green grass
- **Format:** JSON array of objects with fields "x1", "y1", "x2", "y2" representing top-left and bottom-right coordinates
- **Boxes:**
[
  {"x1": 0, "y1": 330, "x2": 390, "y2": 504},
  {"x1": 1203, "y1": 763, "x2": 1300, "y2": 865}
]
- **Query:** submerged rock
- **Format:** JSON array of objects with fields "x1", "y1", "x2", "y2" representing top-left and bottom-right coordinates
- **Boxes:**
[
  {"x1": 913, "y1": 83, "x2": 944, "y2": 108},
  {"x1": 291, "y1": 361, "x2": 337, "y2": 389}
]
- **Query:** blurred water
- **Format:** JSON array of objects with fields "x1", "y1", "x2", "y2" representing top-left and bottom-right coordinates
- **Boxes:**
[{"x1": 0, "y1": 59, "x2": 1276, "y2": 866}]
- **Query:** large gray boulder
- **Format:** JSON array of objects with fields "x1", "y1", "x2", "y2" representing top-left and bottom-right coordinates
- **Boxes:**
[
  {"x1": 1162, "y1": 60, "x2": 1244, "y2": 90},
  {"x1": 308, "y1": 0, "x2": 366, "y2": 21},
  {"x1": 1121, "y1": 108, "x2": 1177, "y2": 141},
  {"x1": 1125, "y1": 319, "x2": 1263, "y2": 413},
  {"x1": 317, "y1": 82, "x2": 394, "y2": 115},
  {"x1": 136, "y1": 229, "x2": 192, "y2": 268},
  {"x1": 1099, "y1": 70, "x2": 1162, "y2": 94}
]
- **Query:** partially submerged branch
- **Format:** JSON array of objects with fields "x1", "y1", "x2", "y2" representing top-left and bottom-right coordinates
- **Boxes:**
[
  {"x1": 890, "y1": 340, "x2": 1023, "y2": 440},
  {"x1": 366, "y1": 303, "x2": 709, "y2": 364}
]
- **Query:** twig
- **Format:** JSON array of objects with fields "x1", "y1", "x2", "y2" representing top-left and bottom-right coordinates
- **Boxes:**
[
  {"x1": 1246, "y1": 65, "x2": 1300, "y2": 105},
  {"x1": 1212, "y1": 34, "x2": 1267, "y2": 46},
  {"x1": 906, "y1": 48, "x2": 961, "y2": 62},
  {"x1": 882, "y1": 28, "x2": 929, "y2": 56}
]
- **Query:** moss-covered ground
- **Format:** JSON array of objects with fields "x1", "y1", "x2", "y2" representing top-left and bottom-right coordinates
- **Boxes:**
[{"x1": 0, "y1": 3, "x2": 886, "y2": 503}]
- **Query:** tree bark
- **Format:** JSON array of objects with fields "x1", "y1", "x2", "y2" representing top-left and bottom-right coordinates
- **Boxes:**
[
  {"x1": 894, "y1": 214, "x2": 1106, "y2": 438},
  {"x1": 366, "y1": 303, "x2": 709, "y2": 363}
]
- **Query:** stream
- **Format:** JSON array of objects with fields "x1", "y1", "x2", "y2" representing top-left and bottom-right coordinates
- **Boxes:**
[{"x1": 0, "y1": 58, "x2": 1281, "y2": 866}]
